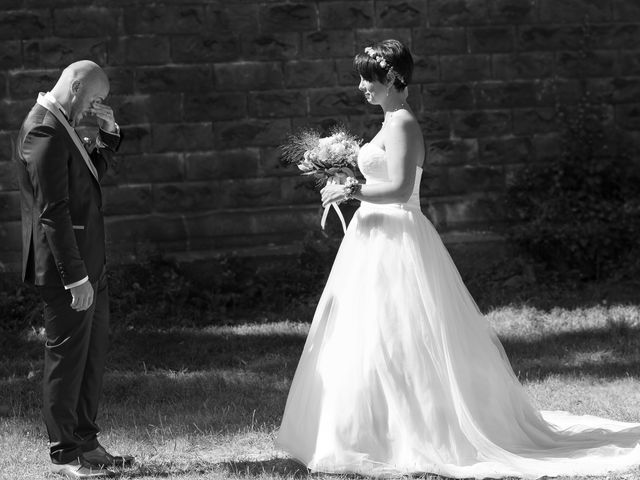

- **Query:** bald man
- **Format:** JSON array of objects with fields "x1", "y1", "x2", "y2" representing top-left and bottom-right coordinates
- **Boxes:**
[{"x1": 15, "y1": 61, "x2": 132, "y2": 478}]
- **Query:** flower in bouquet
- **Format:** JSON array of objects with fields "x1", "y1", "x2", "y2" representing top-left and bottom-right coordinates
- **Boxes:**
[
  {"x1": 280, "y1": 125, "x2": 363, "y2": 234},
  {"x1": 280, "y1": 125, "x2": 362, "y2": 187}
]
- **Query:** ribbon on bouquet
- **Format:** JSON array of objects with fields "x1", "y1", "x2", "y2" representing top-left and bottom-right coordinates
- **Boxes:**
[{"x1": 320, "y1": 203, "x2": 347, "y2": 234}]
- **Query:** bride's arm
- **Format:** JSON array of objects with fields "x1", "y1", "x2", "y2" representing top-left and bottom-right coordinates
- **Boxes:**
[{"x1": 321, "y1": 115, "x2": 421, "y2": 206}]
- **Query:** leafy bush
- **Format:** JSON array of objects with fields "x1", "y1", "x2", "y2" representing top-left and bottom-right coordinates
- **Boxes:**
[{"x1": 505, "y1": 90, "x2": 640, "y2": 279}]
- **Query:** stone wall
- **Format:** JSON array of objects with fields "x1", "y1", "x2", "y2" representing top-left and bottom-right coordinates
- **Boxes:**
[{"x1": 1, "y1": 0, "x2": 639, "y2": 271}]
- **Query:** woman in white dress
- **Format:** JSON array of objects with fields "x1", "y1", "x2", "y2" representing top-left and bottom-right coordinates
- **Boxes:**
[{"x1": 276, "y1": 39, "x2": 640, "y2": 478}]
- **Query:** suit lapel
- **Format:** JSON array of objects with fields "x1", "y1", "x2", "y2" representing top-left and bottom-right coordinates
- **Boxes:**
[{"x1": 36, "y1": 93, "x2": 101, "y2": 183}]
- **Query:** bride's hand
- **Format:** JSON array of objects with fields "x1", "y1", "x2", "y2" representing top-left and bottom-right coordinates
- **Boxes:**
[{"x1": 321, "y1": 182, "x2": 345, "y2": 208}]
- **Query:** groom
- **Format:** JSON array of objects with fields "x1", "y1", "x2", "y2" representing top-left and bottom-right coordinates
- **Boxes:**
[{"x1": 15, "y1": 61, "x2": 133, "y2": 478}]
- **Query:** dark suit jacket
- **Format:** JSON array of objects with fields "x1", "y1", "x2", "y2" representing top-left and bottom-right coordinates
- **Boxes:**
[{"x1": 15, "y1": 103, "x2": 120, "y2": 287}]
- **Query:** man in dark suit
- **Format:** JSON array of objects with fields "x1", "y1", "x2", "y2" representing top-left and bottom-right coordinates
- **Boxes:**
[{"x1": 15, "y1": 60, "x2": 133, "y2": 478}]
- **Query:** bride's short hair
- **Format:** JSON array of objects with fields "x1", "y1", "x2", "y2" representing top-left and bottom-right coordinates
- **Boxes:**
[{"x1": 353, "y1": 39, "x2": 413, "y2": 90}]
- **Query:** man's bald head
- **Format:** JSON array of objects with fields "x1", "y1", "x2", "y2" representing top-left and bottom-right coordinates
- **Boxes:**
[
  {"x1": 50, "y1": 60, "x2": 110, "y2": 126},
  {"x1": 58, "y1": 60, "x2": 109, "y2": 92}
]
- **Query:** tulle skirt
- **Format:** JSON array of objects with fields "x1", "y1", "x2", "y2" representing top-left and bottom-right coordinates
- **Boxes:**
[{"x1": 276, "y1": 202, "x2": 640, "y2": 478}]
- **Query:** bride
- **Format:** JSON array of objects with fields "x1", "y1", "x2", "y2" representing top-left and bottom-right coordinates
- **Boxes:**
[{"x1": 276, "y1": 39, "x2": 640, "y2": 478}]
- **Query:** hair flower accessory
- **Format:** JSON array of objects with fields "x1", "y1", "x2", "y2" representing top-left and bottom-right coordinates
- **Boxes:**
[{"x1": 364, "y1": 46, "x2": 406, "y2": 87}]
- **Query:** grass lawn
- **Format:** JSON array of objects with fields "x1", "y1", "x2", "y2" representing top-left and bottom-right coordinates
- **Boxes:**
[{"x1": 2, "y1": 296, "x2": 640, "y2": 479}]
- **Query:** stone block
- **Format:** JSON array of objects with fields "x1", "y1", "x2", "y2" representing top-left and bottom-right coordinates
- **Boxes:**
[
  {"x1": 417, "y1": 111, "x2": 451, "y2": 139},
  {"x1": 451, "y1": 109, "x2": 512, "y2": 137},
  {"x1": 135, "y1": 66, "x2": 212, "y2": 93},
  {"x1": 475, "y1": 81, "x2": 537, "y2": 108},
  {"x1": 207, "y1": 2, "x2": 259, "y2": 35},
  {"x1": 513, "y1": 108, "x2": 557, "y2": 135},
  {"x1": 420, "y1": 165, "x2": 449, "y2": 197},
  {"x1": 423, "y1": 83, "x2": 474, "y2": 110},
  {"x1": 356, "y1": 29, "x2": 412, "y2": 50},
  {"x1": 516, "y1": 25, "x2": 581, "y2": 52},
  {"x1": 426, "y1": 138, "x2": 479, "y2": 166},
  {"x1": 108, "y1": 36, "x2": 171, "y2": 66},
  {"x1": 429, "y1": 0, "x2": 489, "y2": 26},
  {"x1": 336, "y1": 58, "x2": 360, "y2": 86},
  {"x1": 116, "y1": 125, "x2": 152, "y2": 155},
  {"x1": 214, "y1": 62, "x2": 283, "y2": 91},
  {"x1": 249, "y1": 91, "x2": 307, "y2": 118},
  {"x1": 105, "y1": 214, "x2": 188, "y2": 252},
  {"x1": 555, "y1": 50, "x2": 616, "y2": 78},
  {"x1": 113, "y1": 153, "x2": 184, "y2": 184},
  {"x1": 103, "y1": 67, "x2": 135, "y2": 95},
  {"x1": 589, "y1": 77, "x2": 640, "y2": 105},
  {"x1": 532, "y1": 133, "x2": 561, "y2": 162},
  {"x1": 183, "y1": 207, "x2": 318, "y2": 241},
  {"x1": 411, "y1": 27, "x2": 466, "y2": 55},
  {"x1": 613, "y1": 0, "x2": 640, "y2": 21},
  {"x1": 319, "y1": 1, "x2": 373, "y2": 29},
  {"x1": 309, "y1": 88, "x2": 368, "y2": 116},
  {"x1": 215, "y1": 177, "x2": 283, "y2": 209},
  {"x1": 280, "y1": 175, "x2": 318, "y2": 204},
  {"x1": 0, "y1": 9, "x2": 50, "y2": 40},
  {"x1": 0, "y1": 100, "x2": 34, "y2": 131},
  {"x1": 103, "y1": 185, "x2": 152, "y2": 216},
  {"x1": 184, "y1": 93, "x2": 246, "y2": 122},
  {"x1": 259, "y1": 3, "x2": 317, "y2": 32},
  {"x1": 487, "y1": 0, "x2": 536, "y2": 23},
  {"x1": 440, "y1": 54, "x2": 491, "y2": 82},
  {"x1": 0, "y1": 73, "x2": 6, "y2": 101},
  {"x1": 153, "y1": 181, "x2": 220, "y2": 213},
  {"x1": 0, "y1": 219, "x2": 20, "y2": 252},
  {"x1": 492, "y1": 52, "x2": 554, "y2": 80},
  {"x1": 24, "y1": 38, "x2": 108, "y2": 69},
  {"x1": 0, "y1": 133, "x2": 14, "y2": 163},
  {"x1": 616, "y1": 103, "x2": 640, "y2": 130},
  {"x1": 186, "y1": 149, "x2": 259, "y2": 181},
  {"x1": 303, "y1": 30, "x2": 355, "y2": 58},
  {"x1": 478, "y1": 136, "x2": 533, "y2": 164},
  {"x1": 619, "y1": 50, "x2": 640, "y2": 76},
  {"x1": 467, "y1": 26, "x2": 515, "y2": 53},
  {"x1": 215, "y1": 118, "x2": 291, "y2": 149},
  {"x1": 376, "y1": 1, "x2": 425, "y2": 28},
  {"x1": 259, "y1": 147, "x2": 299, "y2": 178},
  {"x1": 124, "y1": 5, "x2": 207, "y2": 34},
  {"x1": 242, "y1": 33, "x2": 300, "y2": 61},
  {"x1": 110, "y1": 93, "x2": 182, "y2": 125},
  {"x1": 428, "y1": 194, "x2": 504, "y2": 228},
  {"x1": 172, "y1": 35, "x2": 239, "y2": 64},
  {"x1": 53, "y1": 7, "x2": 119, "y2": 37},
  {"x1": 0, "y1": 190, "x2": 20, "y2": 221},
  {"x1": 286, "y1": 59, "x2": 336, "y2": 88},
  {"x1": 8, "y1": 70, "x2": 59, "y2": 100},
  {"x1": 589, "y1": 24, "x2": 640, "y2": 50},
  {"x1": 151, "y1": 123, "x2": 214, "y2": 154},
  {"x1": 0, "y1": 40, "x2": 21, "y2": 69},
  {"x1": 412, "y1": 55, "x2": 440, "y2": 83},
  {"x1": 539, "y1": 0, "x2": 612, "y2": 23},
  {"x1": 447, "y1": 164, "x2": 504, "y2": 193},
  {"x1": 0, "y1": 161, "x2": 18, "y2": 190}
]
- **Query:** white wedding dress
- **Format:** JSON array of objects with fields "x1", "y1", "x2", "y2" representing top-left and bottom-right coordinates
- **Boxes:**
[{"x1": 276, "y1": 142, "x2": 640, "y2": 478}]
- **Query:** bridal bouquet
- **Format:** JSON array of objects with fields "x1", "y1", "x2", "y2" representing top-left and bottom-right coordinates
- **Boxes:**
[{"x1": 280, "y1": 126, "x2": 362, "y2": 233}]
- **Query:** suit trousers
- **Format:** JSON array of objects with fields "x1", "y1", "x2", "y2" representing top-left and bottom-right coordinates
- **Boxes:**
[{"x1": 38, "y1": 268, "x2": 109, "y2": 464}]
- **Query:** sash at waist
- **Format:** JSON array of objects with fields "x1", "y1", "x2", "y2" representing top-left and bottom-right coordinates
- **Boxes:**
[{"x1": 358, "y1": 200, "x2": 422, "y2": 212}]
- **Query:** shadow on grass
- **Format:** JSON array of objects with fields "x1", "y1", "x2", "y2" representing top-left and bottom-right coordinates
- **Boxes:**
[{"x1": 121, "y1": 457, "x2": 389, "y2": 479}]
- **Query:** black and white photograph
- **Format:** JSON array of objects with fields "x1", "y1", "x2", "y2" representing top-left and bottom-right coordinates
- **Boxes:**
[{"x1": 1, "y1": 1, "x2": 640, "y2": 479}]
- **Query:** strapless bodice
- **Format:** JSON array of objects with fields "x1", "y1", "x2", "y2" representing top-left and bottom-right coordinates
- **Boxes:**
[{"x1": 357, "y1": 142, "x2": 422, "y2": 209}]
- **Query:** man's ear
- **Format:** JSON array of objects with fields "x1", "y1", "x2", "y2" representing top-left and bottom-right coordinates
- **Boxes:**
[{"x1": 70, "y1": 80, "x2": 82, "y2": 95}]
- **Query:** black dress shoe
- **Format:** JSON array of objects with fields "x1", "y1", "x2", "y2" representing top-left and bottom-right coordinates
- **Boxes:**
[
  {"x1": 51, "y1": 457, "x2": 114, "y2": 478},
  {"x1": 83, "y1": 445, "x2": 134, "y2": 468}
]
